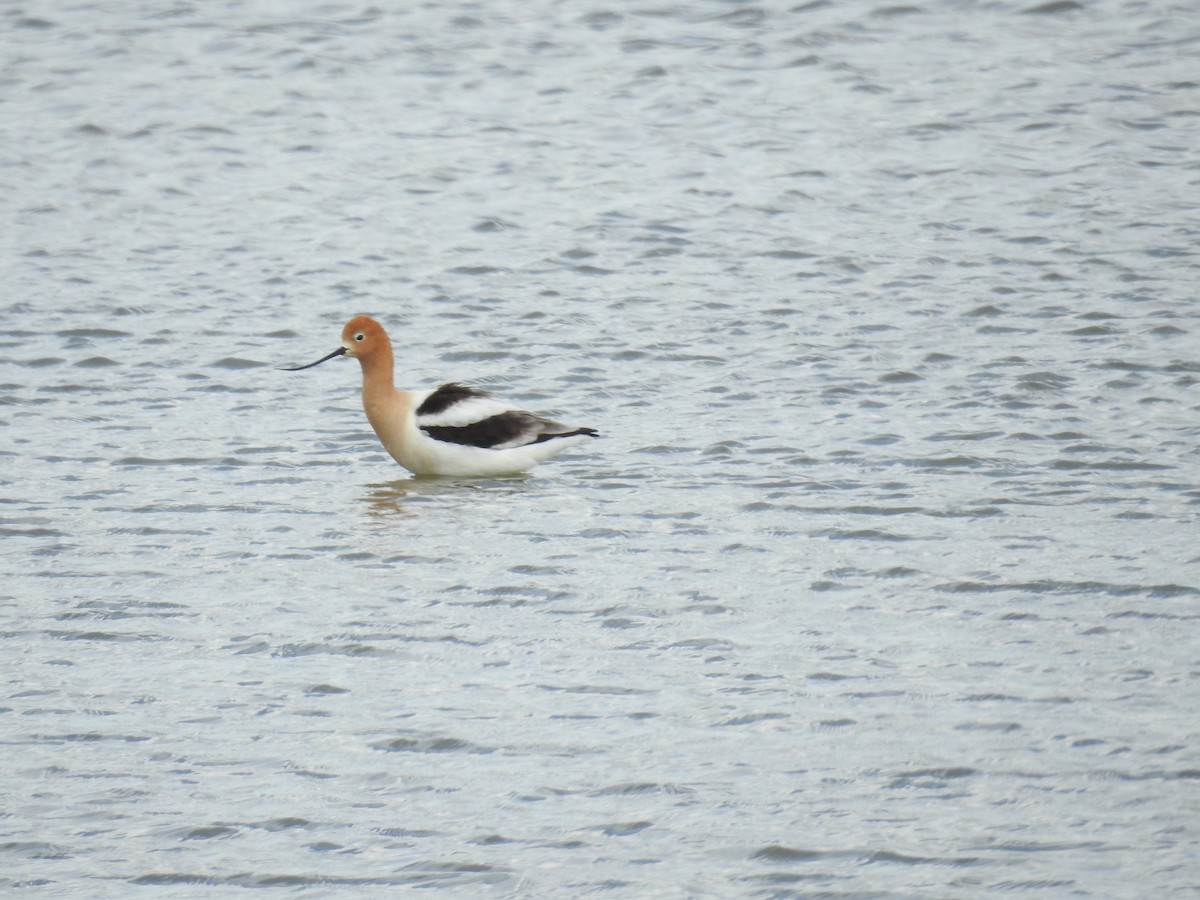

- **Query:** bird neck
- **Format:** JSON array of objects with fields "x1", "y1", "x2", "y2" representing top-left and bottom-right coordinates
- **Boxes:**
[{"x1": 358, "y1": 341, "x2": 397, "y2": 398}]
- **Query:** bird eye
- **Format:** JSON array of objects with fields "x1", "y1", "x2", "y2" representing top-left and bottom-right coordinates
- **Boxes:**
[{"x1": 354, "y1": 333, "x2": 365, "y2": 342}]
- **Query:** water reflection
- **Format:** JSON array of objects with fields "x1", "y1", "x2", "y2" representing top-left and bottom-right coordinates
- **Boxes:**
[
  {"x1": 358, "y1": 475, "x2": 532, "y2": 518},
  {"x1": 359, "y1": 480, "x2": 417, "y2": 518}
]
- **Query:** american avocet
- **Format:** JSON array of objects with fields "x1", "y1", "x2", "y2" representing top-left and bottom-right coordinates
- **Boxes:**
[{"x1": 284, "y1": 315, "x2": 599, "y2": 476}]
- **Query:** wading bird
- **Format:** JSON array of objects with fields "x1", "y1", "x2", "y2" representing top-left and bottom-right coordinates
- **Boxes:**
[{"x1": 284, "y1": 315, "x2": 599, "y2": 476}]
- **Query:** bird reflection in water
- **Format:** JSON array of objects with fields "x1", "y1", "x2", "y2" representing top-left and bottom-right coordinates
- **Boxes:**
[
  {"x1": 359, "y1": 481, "x2": 414, "y2": 518},
  {"x1": 358, "y1": 476, "x2": 531, "y2": 518}
]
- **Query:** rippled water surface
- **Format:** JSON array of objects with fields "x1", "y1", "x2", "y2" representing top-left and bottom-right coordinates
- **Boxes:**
[{"x1": 3, "y1": 1, "x2": 1199, "y2": 896}]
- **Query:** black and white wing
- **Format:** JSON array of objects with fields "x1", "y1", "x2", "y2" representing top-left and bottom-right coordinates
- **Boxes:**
[{"x1": 416, "y1": 383, "x2": 598, "y2": 450}]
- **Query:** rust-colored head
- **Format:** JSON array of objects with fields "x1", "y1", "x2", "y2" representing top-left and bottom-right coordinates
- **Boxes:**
[
  {"x1": 340, "y1": 315, "x2": 389, "y2": 360},
  {"x1": 282, "y1": 314, "x2": 391, "y2": 372}
]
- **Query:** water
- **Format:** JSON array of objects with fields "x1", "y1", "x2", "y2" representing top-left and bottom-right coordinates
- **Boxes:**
[{"x1": 2, "y1": 1, "x2": 1198, "y2": 896}]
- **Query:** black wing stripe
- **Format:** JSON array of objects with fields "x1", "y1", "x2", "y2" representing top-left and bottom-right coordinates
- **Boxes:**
[
  {"x1": 417, "y1": 382, "x2": 490, "y2": 417},
  {"x1": 531, "y1": 427, "x2": 600, "y2": 444},
  {"x1": 422, "y1": 411, "x2": 542, "y2": 449},
  {"x1": 422, "y1": 416, "x2": 600, "y2": 450}
]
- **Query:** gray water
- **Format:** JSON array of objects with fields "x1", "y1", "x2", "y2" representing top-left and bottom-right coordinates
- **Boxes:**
[{"x1": 2, "y1": 1, "x2": 1198, "y2": 896}]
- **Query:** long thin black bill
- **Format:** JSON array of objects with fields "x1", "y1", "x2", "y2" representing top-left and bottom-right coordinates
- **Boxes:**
[{"x1": 280, "y1": 346, "x2": 347, "y2": 371}]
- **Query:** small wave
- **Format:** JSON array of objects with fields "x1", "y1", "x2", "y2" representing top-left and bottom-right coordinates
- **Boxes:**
[
  {"x1": 935, "y1": 580, "x2": 1198, "y2": 599},
  {"x1": 372, "y1": 736, "x2": 494, "y2": 754}
]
